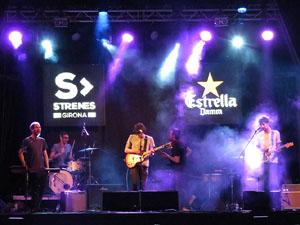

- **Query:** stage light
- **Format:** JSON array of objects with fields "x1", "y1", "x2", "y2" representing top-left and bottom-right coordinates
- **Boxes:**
[
  {"x1": 101, "y1": 39, "x2": 116, "y2": 54},
  {"x1": 232, "y1": 36, "x2": 244, "y2": 48},
  {"x1": 261, "y1": 30, "x2": 274, "y2": 41},
  {"x1": 185, "y1": 40, "x2": 205, "y2": 76},
  {"x1": 41, "y1": 40, "x2": 53, "y2": 59},
  {"x1": 200, "y1": 31, "x2": 212, "y2": 42},
  {"x1": 159, "y1": 43, "x2": 180, "y2": 84},
  {"x1": 95, "y1": 11, "x2": 110, "y2": 42},
  {"x1": 237, "y1": 6, "x2": 247, "y2": 14},
  {"x1": 8, "y1": 31, "x2": 23, "y2": 49},
  {"x1": 99, "y1": 11, "x2": 108, "y2": 17},
  {"x1": 96, "y1": 11, "x2": 109, "y2": 33},
  {"x1": 122, "y1": 33, "x2": 134, "y2": 43},
  {"x1": 107, "y1": 33, "x2": 133, "y2": 84}
]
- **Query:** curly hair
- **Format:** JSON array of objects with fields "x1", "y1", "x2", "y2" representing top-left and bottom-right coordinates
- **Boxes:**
[{"x1": 133, "y1": 122, "x2": 147, "y2": 134}]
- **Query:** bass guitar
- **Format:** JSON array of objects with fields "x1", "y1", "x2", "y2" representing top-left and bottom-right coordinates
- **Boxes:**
[
  {"x1": 125, "y1": 142, "x2": 172, "y2": 168},
  {"x1": 263, "y1": 142, "x2": 294, "y2": 162}
]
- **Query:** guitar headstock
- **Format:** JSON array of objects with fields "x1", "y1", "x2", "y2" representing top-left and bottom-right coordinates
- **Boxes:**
[
  {"x1": 164, "y1": 142, "x2": 173, "y2": 148},
  {"x1": 285, "y1": 142, "x2": 294, "y2": 148}
]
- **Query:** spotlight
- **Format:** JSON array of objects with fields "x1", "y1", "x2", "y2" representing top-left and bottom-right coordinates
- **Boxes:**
[
  {"x1": 122, "y1": 33, "x2": 134, "y2": 43},
  {"x1": 41, "y1": 40, "x2": 53, "y2": 59},
  {"x1": 101, "y1": 39, "x2": 116, "y2": 53},
  {"x1": 261, "y1": 30, "x2": 274, "y2": 41},
  {"x1": 232, "y1": 36, "x2": 244, "y2": 48},
  {"x1": 8, "y1": 31, "x2": 23, "y2": 49},
  {"x1": 185, "y1": 40, "x2": 205, "y2": 76},
  {"x1": 237, "y1": 6, "x2": 247, "y2": 14},
  {"x1": 200, "y1": 31, "x2": 212, "y2": 42},
  {"x1": 159, "y1": 43, "x2": 180, "y2": 83},
  {"x1": 99, "y1": 11, "x2": 108, "y2": 16}
]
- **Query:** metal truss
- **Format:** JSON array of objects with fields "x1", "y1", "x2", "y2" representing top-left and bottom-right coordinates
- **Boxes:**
[{"x1": 4, "y1": 6, "x2": 279, "y2": 24}]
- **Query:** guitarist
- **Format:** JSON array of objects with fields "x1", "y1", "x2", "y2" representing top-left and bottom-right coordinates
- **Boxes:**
[
  {"x1": 124, "y1": 122, "x2": 155, "y2": 191},
  {"x1": 256, "y1": 116, "x2": 281, "y2": 207}
]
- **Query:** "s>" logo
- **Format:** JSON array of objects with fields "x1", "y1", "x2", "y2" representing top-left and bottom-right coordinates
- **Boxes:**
[{"x1": 55, "y1": 72, "x2": 94, "y2": 100}]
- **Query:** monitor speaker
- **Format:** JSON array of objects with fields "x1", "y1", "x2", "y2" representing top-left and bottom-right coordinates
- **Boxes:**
[
  {"x1": 141, "y1": 191, "x2": 178, "y2": 211},
  {"x1": 86, "y1": 184, "x2": 124, "y2": 210},
  {"x1": 102, "y1": 191, "x2": 140, "y2": 211}
]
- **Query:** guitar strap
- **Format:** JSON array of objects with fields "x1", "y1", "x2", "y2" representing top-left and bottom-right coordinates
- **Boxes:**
[
  {"x1": 143, "y1": 135, "x2": 148, "y2": 153},
  {"x1": 270, "y1": 130, "x2": 274, "y2": 149}
]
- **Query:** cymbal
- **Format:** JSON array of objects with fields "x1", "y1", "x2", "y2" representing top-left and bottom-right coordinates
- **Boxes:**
[{"x1": 78, "y1": 147, "x2": 102, "y2": 152}]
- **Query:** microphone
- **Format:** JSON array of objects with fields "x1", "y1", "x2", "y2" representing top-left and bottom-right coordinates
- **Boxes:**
[
  {"x1": 255, "y1": 127, "x2": 262, "y2": 133},
  {"x1": 81, "y1": 123, "x2": 90, "y2": 136}
]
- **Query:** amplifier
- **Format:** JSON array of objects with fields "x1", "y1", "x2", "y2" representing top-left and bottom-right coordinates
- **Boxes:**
[
  {"x1": 61, "y1": 191, "x2": 86, "y2": 212},
  {"x1": 282, "y1": 184, "x2": 300, "y2": 210}
]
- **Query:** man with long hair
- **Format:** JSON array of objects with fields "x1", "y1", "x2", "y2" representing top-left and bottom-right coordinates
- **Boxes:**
[{"x1": 124, "y1": 122, "x2": 155, "y2": 190}]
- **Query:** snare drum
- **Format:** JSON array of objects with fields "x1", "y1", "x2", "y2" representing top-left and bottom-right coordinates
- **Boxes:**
[
  {"x1": 49, "y1": 170, "x2": 73, "y2": 194},
  {"x1": 67, "y1": 160, "x2": 84, "y2": 172}
]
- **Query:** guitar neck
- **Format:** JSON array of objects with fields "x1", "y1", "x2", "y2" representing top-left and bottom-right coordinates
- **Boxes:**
[{"x1": 144, "y1": 145, "x2": 164, "y2": 155}]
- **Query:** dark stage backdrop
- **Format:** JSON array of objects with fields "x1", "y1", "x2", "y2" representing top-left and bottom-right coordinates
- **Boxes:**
[{"x1": 1, "y1": 15, "x2": 300, "y2": 199}]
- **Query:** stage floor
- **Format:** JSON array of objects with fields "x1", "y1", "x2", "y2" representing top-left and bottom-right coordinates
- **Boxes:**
[{"x1": 1, "y1": 210, "x2": 300, "y2": 225}]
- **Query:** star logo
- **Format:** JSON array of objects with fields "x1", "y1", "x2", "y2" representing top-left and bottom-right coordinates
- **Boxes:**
[{"x1": 197, "y1": 72, "x2": 223, "y2": 98}]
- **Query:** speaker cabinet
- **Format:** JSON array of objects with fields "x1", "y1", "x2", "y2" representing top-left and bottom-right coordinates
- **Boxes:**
[
  {"x1": 102, "y1": 191, "x2": 140, "y2": 211},
  {"x1": 282, "y1": 184, "x2": 300, "y2": 210},
  {"x1": 61, "y1": 191, "x2": 87, "y2": 212},
  {"x1": 243, "y1": 191, "x2": 280, "y2": 211},
  {"x1": 102, "y1": 191, "x2": 179, "y2": 211},
  {"x1": 141, "y1": 191, "x2": 178, "y2": 211},
  {"x1": 86, "y1": 184, "x2": 124, "y2": 210}
]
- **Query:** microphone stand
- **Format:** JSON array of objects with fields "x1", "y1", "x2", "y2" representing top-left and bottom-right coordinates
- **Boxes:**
[
  {"x1": 81, "y1": 123, "x2": 89, "y2": 187},
  {"x1": 239, "y1": 129, "x2": 260, "y2": 159},
  {"x1": 80, "y1": 123, "x2": 98, "y2": 186},
  {"x1": 234, "y1": 128, "x2": 260, "y2": 211}
]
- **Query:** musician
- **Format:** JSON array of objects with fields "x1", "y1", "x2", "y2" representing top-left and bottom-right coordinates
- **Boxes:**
[
  {"x1": 18, "y1": 121, "x2": 49, "y2": 212},
  {"x1": 256, "y1": 116, "x2": 281, "y2": 193},
  {"x1": 50, "y1": 131, "x2": 74, "y2": 168},
  {"x1": 159, "y1": 128, "x2": 192, "y2": 210},
  {"x1": 124, "y1": 122, "x2": 155, "y2": 191}
]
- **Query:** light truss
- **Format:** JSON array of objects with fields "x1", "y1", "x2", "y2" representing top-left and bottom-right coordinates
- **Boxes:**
[{"x1": 4, "y1": 7, "x2": 279, "y2": 24}]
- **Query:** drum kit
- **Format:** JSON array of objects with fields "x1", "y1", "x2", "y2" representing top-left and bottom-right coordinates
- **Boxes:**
[{"x1": 48, "y1": 147, "x2": 101, "y2": 194}]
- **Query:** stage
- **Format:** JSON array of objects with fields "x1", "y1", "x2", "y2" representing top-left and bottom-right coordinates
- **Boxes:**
[{"x1": 2, "y1": 210, "x2": 300, "y2": 225}]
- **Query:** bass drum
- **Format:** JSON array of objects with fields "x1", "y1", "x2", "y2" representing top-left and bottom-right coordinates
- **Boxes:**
[{"x1": 49, "y1": 170, "x2": 73, "y2": 194}]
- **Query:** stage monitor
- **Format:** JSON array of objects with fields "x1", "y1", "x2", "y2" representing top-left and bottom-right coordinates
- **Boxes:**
[{"x1": 43, "y1": 64, "x2": 105, "y2": 127}]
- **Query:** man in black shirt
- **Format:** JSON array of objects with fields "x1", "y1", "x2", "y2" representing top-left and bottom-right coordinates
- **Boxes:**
[
  {"x1": 18, "y1": 121, "x2": 49, "y2": 212},
  {"x1": 159, "y1": 128, "x2": 192, "y2": 210}
]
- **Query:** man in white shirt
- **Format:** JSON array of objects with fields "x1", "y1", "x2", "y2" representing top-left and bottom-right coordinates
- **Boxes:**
[{"x1": 124, "y1": 122, "x2": 155, "y2": 191}]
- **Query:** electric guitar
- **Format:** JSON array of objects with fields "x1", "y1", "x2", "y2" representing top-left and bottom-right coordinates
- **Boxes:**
[
  {"x1": 125, "y1": 142, "x2": 172, "y2": 168},
  {"x1": 263, "y1": 142, "x2": 294, "y2": 162}
]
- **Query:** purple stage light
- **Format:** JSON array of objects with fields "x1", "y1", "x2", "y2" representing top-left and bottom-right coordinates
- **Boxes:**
[
  {"x1": 261, "y1": 30, "x2": 274, "y2": 41},
  {"x1": 185, "y1": 40, "x2": 205, "y2": 76},
  {"x1": 122, "y1": 33, "x2": 134, "y2": 43},
  {"x1": 200, "y1": 31, "x2": 212, "y2": 42},
  {"x1": 8, "y1": 31, "x2": 23, "y2": 49}
]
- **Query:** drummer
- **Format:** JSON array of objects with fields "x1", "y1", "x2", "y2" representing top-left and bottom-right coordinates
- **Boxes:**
[{"x1": 49, "y1": 131, "x2": 74, "y2": 168}]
